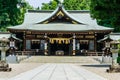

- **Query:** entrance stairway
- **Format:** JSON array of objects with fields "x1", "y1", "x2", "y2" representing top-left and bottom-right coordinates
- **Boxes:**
[{"x1": 20, "y1": 56, "x2": 100, "y2": 63}]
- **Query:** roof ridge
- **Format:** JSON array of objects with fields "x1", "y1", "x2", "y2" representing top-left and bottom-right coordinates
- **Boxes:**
[{"x1": 27, "y1": 10, "x2": 90, "y2": 13}]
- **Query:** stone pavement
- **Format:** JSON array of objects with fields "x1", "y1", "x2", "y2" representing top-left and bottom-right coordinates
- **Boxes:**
[
  {"x1": 2, "y1": 63, "x2": 107, "y2": 80},
  {"x1": 21, "y1": 56, "x2": 99, "y2": 63}
]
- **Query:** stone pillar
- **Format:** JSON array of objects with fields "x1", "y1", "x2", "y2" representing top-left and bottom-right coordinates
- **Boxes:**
[
  {"x1": 112, "y1": 52, "x2": 118, "y2": 65},
  {"x1": 0, "y1": 47, "x2": 9, "y2": 61},
  {"x1": 44, "y1": 42, "x2": 48, "y2": 55},
  {"x1": 72, "y1": 34, "x2": 76, "y2": 55},
  {"x1": 1, "y1": 49, "x2": 6, "y2": 61},
  {"x1": 110, "y1": 44, "x2": 119, "y2": 66},
  {"x1": 44, "y1": 33, "x2": 48, "y2": 56}
]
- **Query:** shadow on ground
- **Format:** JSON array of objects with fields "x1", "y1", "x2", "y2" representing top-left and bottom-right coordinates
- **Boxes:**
[{"x1": 81, "y1": 64, "x2": 110, "y2": 68}]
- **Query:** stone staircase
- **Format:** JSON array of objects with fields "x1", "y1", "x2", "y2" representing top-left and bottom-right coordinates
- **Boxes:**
[{"x1": 20, "y1": 56, "x2": 101, "y2": 63}]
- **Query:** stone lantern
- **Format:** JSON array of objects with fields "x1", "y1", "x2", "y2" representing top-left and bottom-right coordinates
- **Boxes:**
[
  {"x1": 107, "y1": 40, "x2": 120, "y2": 73},
  {"x1": 0, "y1": 37, "x2": 9, "y2": 61},
  {"x1": 110, "y1": 40, "x2": 120, "y2": 65}
]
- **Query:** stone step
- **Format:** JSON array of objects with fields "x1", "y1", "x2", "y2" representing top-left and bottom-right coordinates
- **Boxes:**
[{"x1": 20, "y1": 56, "x2": 100, "y2": 63}]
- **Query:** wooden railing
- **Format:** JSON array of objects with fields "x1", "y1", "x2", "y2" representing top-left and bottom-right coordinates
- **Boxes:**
[
  {"x1": 15, "y1": 51, "x2": 103, "y2": 56},
  {"x1": 15, "y1": 51, "x2": 35, "y2": 55},
  {"x1": 85, "y1": 52, "x2": 103, "y2": 56}
]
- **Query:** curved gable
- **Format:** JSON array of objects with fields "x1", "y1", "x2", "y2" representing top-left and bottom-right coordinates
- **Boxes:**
[{"x1": 37, "y1": 4, "x2": 85, "y2": 24}]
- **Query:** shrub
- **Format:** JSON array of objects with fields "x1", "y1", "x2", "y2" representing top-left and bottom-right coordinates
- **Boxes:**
[{"x1": 117, "y1": 57, "x2": 120, "y2": 64}]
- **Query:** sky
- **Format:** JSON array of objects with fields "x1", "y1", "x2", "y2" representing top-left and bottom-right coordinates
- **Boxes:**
[{"x1": 26, "y1": 0, "x2": 51, "y2": 8}]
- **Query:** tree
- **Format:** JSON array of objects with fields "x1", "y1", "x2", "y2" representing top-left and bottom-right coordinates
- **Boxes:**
[
  {"x1": 41, "y1": 0, "x2": 90, "y2": 10},
  {"x1": 41, "y1": 0, "x2": 58, "y2": 10},
  {"x1": 17, "y1": 1, "x2": 34, "y2": 25},
  {"x1": 64, "y1": 0, "x2": 90, "y2": 10},
  {"x1": 0, "y1": 0, "x2": 21, "y2": 31},
  {"x1": 25, "y1": 1, "x2": 34, "y2": 10},
  {"x1": 90, "y1": 0, "x2": 120, "y2": 32},
  {"x1": 0, "y1": 0, "x2": 33, "y2": 31}
]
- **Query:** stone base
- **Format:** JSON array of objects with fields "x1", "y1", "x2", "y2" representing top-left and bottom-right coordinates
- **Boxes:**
[
  {"x1": 101, "y1": 56, "x2": 112, "y2": 63},
  {"x1": 6, "y1": 55, "x2": 18, "y2": 63},
  {"x1": 0, "y1": 61, "x2": 12, "y2": 72},
  {"x1": 106, "y1": 65, "x2": 120, "y2": 73}
]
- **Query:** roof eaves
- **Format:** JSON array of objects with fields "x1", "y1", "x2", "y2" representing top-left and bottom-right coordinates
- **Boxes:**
[{"x1": 35, "y1": 6, "x2": 59, "y2": 24}]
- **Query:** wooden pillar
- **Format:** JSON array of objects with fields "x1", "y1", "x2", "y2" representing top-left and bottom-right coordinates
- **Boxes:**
[
  {"x1": 44, "y1": 33, "x2": 48, "y2": 56},
  {"x1": 94, "y1": 33, "x2": 97, "y2": 52},
  {"x1": 72, "y1": 33, "x2": 76, "y2": 55},
  {"x1": 23, "y1": 31, "x2": 26, "y2": 51}
]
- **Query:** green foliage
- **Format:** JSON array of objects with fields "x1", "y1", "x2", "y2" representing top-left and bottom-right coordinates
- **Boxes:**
[
  {"x1": 64, "y1": 0, "x2": 90, "y2": 10},
  {"x1": 0, "y1": 0, "x2": 33, "y2": 32},
  {"x1": 118, "y1": 42, "x2": 120, "y2": 49},
  {"x1": 25, "y1": 1, "x2": 34, "y2": 10},
  {"x1": 97, "y1": 19, "x2": 113, "y2": 28},
  {"x1": 41, "y1": 0, "x2": 90, "y2": 10},
  {"x1": 117, "y1": 57, "x2": 120, "y2": 63},
  {"x1": 90, "y1": 0, "x2": 120, "y2": 32},
  {"x1": 41, "y1": 0, "x2": 58, "y2": 10},
  {"x1": 0, "y1": 27, "x2": 7, "y2": 32},
  {"x1": 0, "y1": 0, "x2": 20, "y2": 31}
]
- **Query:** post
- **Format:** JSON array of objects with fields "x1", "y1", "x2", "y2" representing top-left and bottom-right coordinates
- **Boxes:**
[
  {"x1": 94, "y1": 33, "x2": 97, "y2": 52},
  {"x1": 72, "y1": 34, "x2": 76, "y2": 55},
  {"x1": 23, "y1": 31, "x2": 26, "y2": 51},
  {"x1": 44, "y1": 33, "x2": 48, "y2": 56},
  {"x1": 44, "y1": 41, "x2": 48, "y2": 55}
]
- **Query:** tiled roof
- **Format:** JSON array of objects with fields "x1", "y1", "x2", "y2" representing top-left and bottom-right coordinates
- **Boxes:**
[
  {"x1": 98, "y1": 33, "x2": 120, "y2": 42},
  {"x1": 0, "y1": 33, "x2": 22, "y2": 41},
  {"x1": 8, "y1": 4, "x2": 113, "y2": 31},
  {"x1": 8, "y1": 23, "x2": 112, "y2": 31}
]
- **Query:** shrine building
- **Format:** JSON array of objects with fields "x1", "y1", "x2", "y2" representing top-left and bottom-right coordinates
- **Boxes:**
[{"x1": 7, "y1": 4, "x2": 113, "y2": 56}]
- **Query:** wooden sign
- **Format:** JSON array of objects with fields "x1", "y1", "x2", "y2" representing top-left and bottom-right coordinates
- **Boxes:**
[
  {"x1": 26, "y1": 35, "x2": 35, "y2": 38},
  {"x1": 85, "y1": 36, "x2": 94, "y2": 39}
]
